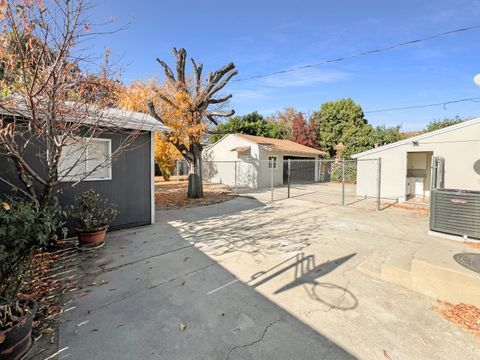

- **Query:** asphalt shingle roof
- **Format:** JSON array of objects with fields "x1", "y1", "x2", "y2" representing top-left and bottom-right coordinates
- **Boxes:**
[{"x1": 235, "y1": 133, "x2": 325, "y2": 156}]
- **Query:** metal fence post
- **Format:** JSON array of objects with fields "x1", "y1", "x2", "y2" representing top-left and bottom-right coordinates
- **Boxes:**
[
  {"x1": 234, "y1": 161, "x2": 237, "y2": 191},
  {"x1": 270, "y1": 159, "x2": 274, "y2": 201},
  {"x1": 377, "y1": 158, "x2": 382, "y2": 211},
  {"x1": 341, "y1": 160, "x2": 345, "y2": 206},
  {"x1": 287, "y1": 159, "x2": 291, "y2": 198}
]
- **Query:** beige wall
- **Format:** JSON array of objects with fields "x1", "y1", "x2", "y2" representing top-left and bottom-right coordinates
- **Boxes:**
[
  {"x1": 356, "y1": 122, "x2": 480, "y2": 202},
  {"x1": 204, "y1": 135, "x2": 319, "y2": 188},
  {"x1": 203, "y1": 135, "x2": 259, "y2": 187}
]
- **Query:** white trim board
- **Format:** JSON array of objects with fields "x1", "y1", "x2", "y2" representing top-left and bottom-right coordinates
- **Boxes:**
[
  {"x1": 150, "y1": 131, "x2": 155, "y2": 225},
  {"x1": 352, "y1": 117, "x2": 480, "y2": 158}
]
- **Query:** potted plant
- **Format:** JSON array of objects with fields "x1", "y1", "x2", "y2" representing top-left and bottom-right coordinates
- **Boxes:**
[
  {"x1": 70, "y1": 189, "x2": 118, "y2": 248},
  {"x1": 0, "y1": 198, "x2": 66, "y2": 360}
]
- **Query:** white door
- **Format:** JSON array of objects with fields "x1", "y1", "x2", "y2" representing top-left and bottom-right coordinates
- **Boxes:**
[{"x1": 414, "y1": 179, "x2": 424, "y2": 196}]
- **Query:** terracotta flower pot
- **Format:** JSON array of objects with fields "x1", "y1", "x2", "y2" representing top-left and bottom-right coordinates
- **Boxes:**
[
  {"x1": 0, "y1": 300, "x2": 37, "y2": 360},
  {"x1": 75, "y1": 226, "x2": 108, "y2": 248}
]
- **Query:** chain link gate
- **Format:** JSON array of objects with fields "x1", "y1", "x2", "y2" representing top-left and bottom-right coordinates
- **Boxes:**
[
  {"x1": 268, "y1": 158, "x2": 382, "y2": 210},
  {"x1": 170, "y1": 158, "x2": 382, "y2": 210}
]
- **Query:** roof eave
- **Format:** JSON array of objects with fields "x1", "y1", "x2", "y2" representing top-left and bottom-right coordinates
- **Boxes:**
[{"x1": 352, "y1": 117, "x2": 480, "y2": 158}]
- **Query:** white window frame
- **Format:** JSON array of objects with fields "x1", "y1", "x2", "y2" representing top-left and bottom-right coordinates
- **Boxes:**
[
  {"x1": 59, "y1": 137, "x2": 112, "y2": 182},
  {"x1": 268, "y1": 156, "x2": 277, "y2": 169}
]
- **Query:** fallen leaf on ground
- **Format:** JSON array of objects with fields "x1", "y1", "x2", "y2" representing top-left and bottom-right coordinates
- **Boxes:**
[
  {"x1": 0, "y1": 333, "x2": 5, "y2": 344},
  {"x1": 464, "y1": 241, "x2": 480, "y2": 249},
  {"x1": 42, "y1": 327, "x2": 55, "y2": 334},
  {"x1": 432, "y1": 300, "x2": 480, "y2": 337},
  {"x1": 155, "y1": 181, "x2": 236, "y2": 209}
]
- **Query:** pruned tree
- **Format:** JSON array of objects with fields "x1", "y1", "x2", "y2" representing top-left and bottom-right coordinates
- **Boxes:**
[
  {"x1": 146, "y1": 48, "x2": 238, "y2": 198},
  {"x1": 0, "y1": 0, "x2": 140, "y2": 205}
]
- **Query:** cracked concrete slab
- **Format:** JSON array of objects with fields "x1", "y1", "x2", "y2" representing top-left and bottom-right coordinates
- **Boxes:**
[
  {"x1": 169, "y1": 196, "x2": 480, "y2": 360},
  {"x1": 58, "y1": 198, "x2": 355, "y2": 360},
  {"x1": 58, "y1": 197, "x2": 480, "y2": 360}
]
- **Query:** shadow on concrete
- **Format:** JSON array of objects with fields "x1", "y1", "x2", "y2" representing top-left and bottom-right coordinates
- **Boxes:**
[
  {"x1": 379, "y1": 198, "x2": 399, "y2": 211},
  {"x1": 170, "y1": 201, "x2": 321, "y2": 257},
  {"x1": 58, "y1": 216, "x2": 357, "y2": 360},
  {"x1": 157, "y1": 196, "x2": 266, "y2": 223},
  {"x1": 250, "y1": 253, "x2": 358, "y2": 311}
]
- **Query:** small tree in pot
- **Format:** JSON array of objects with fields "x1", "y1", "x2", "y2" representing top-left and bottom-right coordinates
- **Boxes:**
[
  {"x1": 0, "y1": 198, "x2": 66, "y2": 360},
  {"x1": 70, "y1": 190, "x2": 118, "y2": 248}
]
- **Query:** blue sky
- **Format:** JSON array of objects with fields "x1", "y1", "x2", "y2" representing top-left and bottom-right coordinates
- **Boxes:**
[{"x1": 88, "y1": 0, "x2": 480, "y2": 131}]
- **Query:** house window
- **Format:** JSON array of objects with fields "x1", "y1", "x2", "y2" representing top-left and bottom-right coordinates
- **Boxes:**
[
  {"x1": 268, "y1": 156, "x2": 277, "y2": 169},
  {"x1": 59, "y1": 138, "x2": 112, "y2": 182}
]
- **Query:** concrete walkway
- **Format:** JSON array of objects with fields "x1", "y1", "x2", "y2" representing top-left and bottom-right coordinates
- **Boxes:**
[
  {"x1": 58, "y1": 198, "x2": 354, "y2": 360},
  {"x1": 59, "y1": 197, "x2": 480, "y2": 360}
]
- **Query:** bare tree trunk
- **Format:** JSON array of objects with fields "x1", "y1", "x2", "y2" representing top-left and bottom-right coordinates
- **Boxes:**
[{"x1": 187, "y1": 143, "x2": 203, "y2": 198}]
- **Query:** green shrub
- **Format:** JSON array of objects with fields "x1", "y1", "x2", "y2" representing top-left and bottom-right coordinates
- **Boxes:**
[
  {"x1": 330, "y1": 162, "x2": 357, "y2": 183},
  {"x1": 0, "y1": 198, "x2": 66, "y2": 309},
  {"x1": 69, "y1": 189, "x2": 118, "y2": 230}
]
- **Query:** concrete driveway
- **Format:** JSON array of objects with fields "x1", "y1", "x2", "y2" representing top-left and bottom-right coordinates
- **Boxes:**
[{"x1": 59, "y1": 196, "x2": 480, "y2": 360}]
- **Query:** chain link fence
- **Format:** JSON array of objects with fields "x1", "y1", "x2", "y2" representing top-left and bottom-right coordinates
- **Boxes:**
[{"x1": 172, "y1": 158, "x2": 382, "y2": 210}]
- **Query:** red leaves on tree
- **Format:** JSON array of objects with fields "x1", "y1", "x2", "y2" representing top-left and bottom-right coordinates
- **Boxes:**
[{"x1": 290, "y1": 112, "x2": 319, "y2": 149}]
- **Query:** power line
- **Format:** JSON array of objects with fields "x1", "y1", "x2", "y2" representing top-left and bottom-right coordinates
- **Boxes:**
[
  {"x1": 365, "y1": 96, "x2": 480, "y2": 114},
  {"x1": 233, "y1": 24, "x2": 480, "y2": 82}
]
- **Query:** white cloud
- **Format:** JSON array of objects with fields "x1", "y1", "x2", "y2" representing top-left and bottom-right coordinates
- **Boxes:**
[
  {"x1": 261, "y1": 67, "x2": 349, "y2": 88},
  {"x1": 233, "y1": 89, "x2": 270, "y2": 100}
]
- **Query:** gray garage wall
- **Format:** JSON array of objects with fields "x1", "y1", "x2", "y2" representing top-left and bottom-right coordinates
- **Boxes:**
[{"x1": 0, "y1": 131, "x2": 152, "y2": 230}]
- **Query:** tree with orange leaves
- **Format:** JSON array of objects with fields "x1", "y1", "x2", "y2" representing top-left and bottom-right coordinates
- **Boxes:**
[
  {"x1": 118, "y1": 48, "x2": 237, "y2": 198},
  {"x1": 154, "y1": 134, "x2": 182, "y2": 181}
]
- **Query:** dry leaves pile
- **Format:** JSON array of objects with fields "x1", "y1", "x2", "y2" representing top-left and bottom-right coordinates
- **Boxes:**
[
  {"x1": 20, "y1": 243, "x2": 78, "y2": 336},
  {"x1": 432, "y1": 300, "x2": 480, "y2": 337},
  {"x1": 464, "y1": 241, "x2": 480, "y2": 249},
  {"x1": 155, "y1": 181, "x2": 236, "y2": 209},
  {"x1": 389, "y1": 202, "x2": 430, "y2": 217}
]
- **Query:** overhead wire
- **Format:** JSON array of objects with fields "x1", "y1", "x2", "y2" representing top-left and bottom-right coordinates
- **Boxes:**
[
  {"x1": 365, "y1": 97, "x2": 480, "y2": 113},
  {"x1": 232, "y1": 24, "x2": 480, "y2": 82}
]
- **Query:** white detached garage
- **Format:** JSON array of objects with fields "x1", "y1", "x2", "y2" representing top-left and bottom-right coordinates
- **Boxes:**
[
  {"x1": 352, "y1": 118, "x2": 480, "y2": 203},
  {"x1": 203, "y1": 134, "x2": 324, "y2": 188}
]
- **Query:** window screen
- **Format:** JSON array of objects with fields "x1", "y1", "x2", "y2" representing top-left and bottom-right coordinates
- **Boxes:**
[{"x1": 268, "y1": 156, "x2": 277, "y2": 169}]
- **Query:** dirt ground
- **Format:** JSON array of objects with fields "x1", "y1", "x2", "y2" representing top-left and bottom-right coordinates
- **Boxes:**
[{"x1": 155, "y1": 179, "x2": 236, "y2": 209}]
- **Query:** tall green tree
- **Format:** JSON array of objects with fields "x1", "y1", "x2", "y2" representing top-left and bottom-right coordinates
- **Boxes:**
[
  {"x1": 424, "y1": 116, "x2": 465, "y2": 132},
  {"x1": 311, "y1": 98, "x2": 368, "y2": 158},
  {"x1": 209, "y1": 112, "x2": 286, "y2": 143},
  {"x1": 311, "y1": 98, "x2": 402, "y2": 158}
]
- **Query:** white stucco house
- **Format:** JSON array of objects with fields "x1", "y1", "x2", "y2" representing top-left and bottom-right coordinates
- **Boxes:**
[
  {"x1": 352, "y1": 118, "x2": 480, "y2": 203},
  {"x1": 203, "y1": 133, "x2": 325, "y2": 188}
]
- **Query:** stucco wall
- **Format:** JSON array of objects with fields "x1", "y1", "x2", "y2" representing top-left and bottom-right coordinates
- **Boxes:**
[
  {"x1": 203, "y1": 135, "x2": 319, "y2": 188},
  {"x1": 355, "y1": 122, "x2": 480, "y2": 202},
  {"x1": 203, "y1": 135, "x2": 260, "y2": 188}
]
